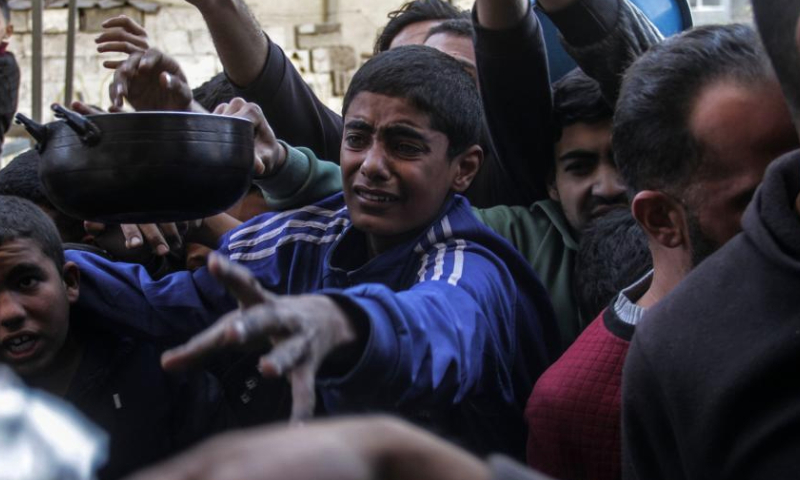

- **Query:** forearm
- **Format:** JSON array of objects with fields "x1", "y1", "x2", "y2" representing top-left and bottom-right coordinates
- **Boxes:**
[
  {"x1": 187, "y1": 213, "x2": 243, "y2": 249},
  {"x1": 475, "y1": 0, "x2": 527, "y2": 30},
  {"x1": 191, "y1": 0, "x2": 268, "y2": 86}
]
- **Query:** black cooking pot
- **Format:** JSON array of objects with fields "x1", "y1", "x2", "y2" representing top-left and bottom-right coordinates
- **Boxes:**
[{"x1": 15, "y1": 104, "x2": 255, "y2": 223}]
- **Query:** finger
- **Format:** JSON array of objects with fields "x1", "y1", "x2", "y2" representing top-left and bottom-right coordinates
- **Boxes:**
[
  {"x1": 84, "y1": 220, "x2": 107, "y2": 235},
  {"x1": 71, "y1": 101, "x2": 104, "y2": 115},
  {"x1": 160, "y1": 71, "x2": 193, "y2": 109},
  {"x1": 140, "y1": 49, "x2": 187, "y2": 82},
  {"x1": 96, "y1": 30, "x2": 149, "y2": 49},
  {"x1": 96, "y1": 40, "x2": 146, "y2": 55},
  {"x1": 157, "y1": 222, "x2": 183, "y2": 251},
  {"x1": 119, "y1": 223, "x2": 144, "y2": 249},
  {"x1": 289, "y1": 364, "x2": 317, "y2": 423},
  {"x1": 161, "y1": 313, "x2": 243, "y2": 372},
  {"x1": 110, "y1": 51, "x2": 143, "y2": 108},
  {"x1": 208, "y1": 252, "x2": 276, "y2": 307},
  {"x1": 102, "y1": 59, "x2": 123, "y2": 70},
  {"x1": 138, "y1": 223, "x2": 170, "y2": 256},
  {"x1": 212, "y1": 102, "x2": 229, "y2": 115},
  {"x1": 101, "y1": 15, "x2": 148, "y2": 37},
  {"x1": 257, "y1": 334, "x2": 311, "y2": 377}
]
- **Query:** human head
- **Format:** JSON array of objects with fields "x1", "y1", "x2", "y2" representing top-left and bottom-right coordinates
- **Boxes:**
[
  {"x1": 549, "y1": 68, "x2": 624, "y2": 232},
  {"x1": 615, "y1": 24, "x2": 798, "y2": 275},
  {"x1": 0, "y1": 195, "x2": 79, "y2": 379},
  {"x1": 340, "y1": 45, "x2": 483, "y2": 254},
  {"x1": 192, "y1": 72, "x2": 236, "y2": 112},
  {"x1": 0, "y1": 151, "x2": 86, "y2": 244},
  {"x1": 423, "y1": 18, "x2": 476, "y2": 81},
  {"x1": 573, "y1": 208, "x2": 652, "y2": 320},
  {"x1": 375, "y1": 0, "x2": 462, "y2": 53},
  {"x1": 0, "y1": 1, "x2": 13, "y2": 45}
]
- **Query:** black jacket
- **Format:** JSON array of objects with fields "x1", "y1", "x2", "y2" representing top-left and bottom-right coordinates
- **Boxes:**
[{"x1": 0, "y1": 51, "x2": 19, "y2": 152}]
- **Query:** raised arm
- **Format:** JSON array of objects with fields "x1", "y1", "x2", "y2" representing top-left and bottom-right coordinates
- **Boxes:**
[
  {"x1": 538, "y1": 0, "x2": 663, "y2": 104},
  {"x1": 187, "y1": 0, "x2": 344, "y2": 162},
  {"x1": 473, "y1": 0, "x2": 554, "y2": 203}
]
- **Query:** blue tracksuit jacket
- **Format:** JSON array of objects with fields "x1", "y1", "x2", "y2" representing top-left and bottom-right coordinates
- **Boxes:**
[{"x1": 68, "y1": 192, "x2": 559, "y2": 459}]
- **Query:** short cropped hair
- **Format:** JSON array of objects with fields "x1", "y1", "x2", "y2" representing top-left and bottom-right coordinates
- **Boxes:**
[
  {"x1": 573, "y1": 208, "x2": 652, "y2": 320},
  {"x1": 374, "y1": 0, "x2": 462, "y2": 54},
  {"x1": 614, "y1": 24, "x2": 774, "y2": 195},
  {"x1": 753, "y1": 0, "x2": 800, "y2": 120},
  {"x1": 552, "y1": 68, "x2": 613, "y2": 143},
  {"x1": 0, "y1": 195, "x2": 65, "y2": 268},
  {"x1": 192, "y1": 72, "x2": 237, "y2": 112},
  {"x1": 426, "y1": 17, "x2": 474, "y2": 40},
  {"x1": 342, "y1": 45, "x2": 482, "y2": 159}
]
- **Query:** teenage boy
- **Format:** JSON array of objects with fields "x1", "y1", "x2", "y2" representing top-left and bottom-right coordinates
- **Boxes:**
[
  {"x1": 70, "y1": 45, "x2": 560, "y2": 460},
  {"x1": 0, "y1": 195, "x2": 230, "y2": 480},
  {"x1": 621, "y1": 2, "x2": 800, "y2": 478}
]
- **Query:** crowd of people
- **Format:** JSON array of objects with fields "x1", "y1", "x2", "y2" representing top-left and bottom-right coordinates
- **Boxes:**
[{"x1": 0, "y1": 0, "x2": 799, "y2": 478}]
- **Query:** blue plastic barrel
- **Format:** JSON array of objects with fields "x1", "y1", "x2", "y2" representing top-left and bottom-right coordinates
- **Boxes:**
[{"x1": 535, "y1": 0, "x2": 694, "y2": 82}]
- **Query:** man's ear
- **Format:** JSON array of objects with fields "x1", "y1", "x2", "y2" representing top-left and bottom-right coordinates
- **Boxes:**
[
  {"x1": 62, "y1": 261, "x2": 80, "y2": 304},
  {"x1": 631, "y1": 190, "x2": 687, "y2": 249},
  {"x1": 450, "y1": 145, "x2": 483, "y2": 193}
]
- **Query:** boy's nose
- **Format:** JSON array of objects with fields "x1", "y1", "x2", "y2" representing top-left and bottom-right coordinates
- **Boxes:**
[{"x1": 0, "y1": 291, "x2": 25, "y2": 328}]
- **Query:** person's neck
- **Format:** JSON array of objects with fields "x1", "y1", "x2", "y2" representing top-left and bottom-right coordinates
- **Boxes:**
[
  {"x1": 636, "y1": 244, "x2": 691, "y2": 309},
  {"x1": 28, "y1": 330, "x2": 84, "y2": 397}
]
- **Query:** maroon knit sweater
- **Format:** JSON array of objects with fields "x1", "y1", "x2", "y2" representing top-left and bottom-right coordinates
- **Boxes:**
[{"x1": 525, "y1": 308, "x2": 633, "y2": 480}]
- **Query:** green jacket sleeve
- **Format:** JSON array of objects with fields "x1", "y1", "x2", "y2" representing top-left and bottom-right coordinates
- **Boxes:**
[{"x1": 252, "y1": 140, "x2": 343, "y2": 211}]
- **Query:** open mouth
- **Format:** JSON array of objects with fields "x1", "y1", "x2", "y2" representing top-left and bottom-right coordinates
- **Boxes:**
[
  {"x1": 354, "y1": 186, "x2": 400, "y2": 204},
  {"x1": 2, "y1": 334, "x2": 40, "y2": 358}
]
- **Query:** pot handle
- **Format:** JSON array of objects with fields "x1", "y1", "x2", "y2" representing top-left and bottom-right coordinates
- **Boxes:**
[
  {"x1": 15, "y1": 113, "x2": 48, "y2": 152},
  {"x1": 51, "y1": 104, "x2": 102, "y2": 146}
]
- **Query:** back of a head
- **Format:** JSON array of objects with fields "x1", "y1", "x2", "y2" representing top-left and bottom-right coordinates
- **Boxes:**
[
  {"x1": 426, "y1": 17, "x2": 474, "y2": 40},
  {"x1": 552, "y1": 68, "x2": 613, "y2": 143},
  {"x1": 192, "y1": 73, "x2": 237, "y2": 112},
  {"x1": 374, "y1": 0, "x2": 462, "y2": 53},
  {"x1": 0, "y1": 195, "x2": 65, "y2": 269},
  {"x1": 343, "y1": 44, "x2": 483, "y2": 158},
  {"x1": 614, "y1": 24, "x2": 773, "y2": 195},
  {"x1": 0, "y1": 150, "x2": 86, "y2": 243},
  {"x1": 753, "y1": 0, "x2": 800, "y2": 123},
  {"x1": 574, "y1": 208, "x2": 652, "y2": 320}
]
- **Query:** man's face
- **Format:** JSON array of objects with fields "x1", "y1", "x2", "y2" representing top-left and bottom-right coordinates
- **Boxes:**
[
  {"x1": 682, "y1": 78, "x2": 799, "y2": 261},
  {"x1": 549, "y1": 119, "x2": 627, "y2": 232},
  {"x1": 423, "y1": 32, "x2": 477, "y2": 82},
  {"x1": 0, "y1": 239, "x2": 77, "y2": 378},
  {"x1": 341, "y1": 92, "x2": 468, "y2": 253},
  {"x1": 389, "y1": 19, "x2": 443, "y2": 49}
]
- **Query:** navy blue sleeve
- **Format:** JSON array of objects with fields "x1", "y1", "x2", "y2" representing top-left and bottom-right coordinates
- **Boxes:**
[{"x1": 68, "y1": 249, "x2": 235, "y2": 343}]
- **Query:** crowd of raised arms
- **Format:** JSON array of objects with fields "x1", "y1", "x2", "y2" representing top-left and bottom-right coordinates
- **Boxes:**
[{"x1": 0, "y1": 0, "x2": 799, "y2": 478}]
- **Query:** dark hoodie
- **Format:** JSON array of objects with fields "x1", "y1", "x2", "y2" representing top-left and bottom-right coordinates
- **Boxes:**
[{"x1": 621, "y1": 150, "x2": 800, "y2": 480}]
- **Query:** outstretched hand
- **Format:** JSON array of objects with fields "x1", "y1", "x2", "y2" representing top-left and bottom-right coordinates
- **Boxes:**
[
  {"x1": 161, "y1": 253, "x2": 360, "y2": 422},
  {"x1": 96, "y1": 15, "x2": 150, "y2": 69},
  {"x1": 110, "y1": 49, "x2": 192, "y2": 111}
]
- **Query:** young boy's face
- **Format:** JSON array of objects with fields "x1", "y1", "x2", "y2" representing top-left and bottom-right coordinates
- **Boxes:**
[
  {"x1": 0, "y1": 239, "x2": 78, "y2": 378},
  {"x1": 341, "y1": 92, "x2": 479, "y2": 253}
]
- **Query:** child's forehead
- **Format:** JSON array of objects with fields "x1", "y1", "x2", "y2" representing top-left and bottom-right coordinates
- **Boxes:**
[
  {"x1": 0, "y1": 238, "x2": 51, "y2": 269},
  {"x1": 344, "y1": 92, "x2": 433, "y2": 128}
]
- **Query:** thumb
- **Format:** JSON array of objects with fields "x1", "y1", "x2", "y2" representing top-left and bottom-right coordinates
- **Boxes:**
[{"x1": 208, "y1": 252, "x2": 277, "y2": 308}]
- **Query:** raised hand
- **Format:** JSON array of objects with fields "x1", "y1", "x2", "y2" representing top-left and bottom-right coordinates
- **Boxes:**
[
  {"x1": 161, "y1": 253, "x2": 360, "y2": 422},
  {"x1": 212, "y1": 98, "x2": 287, "y2": 176},
  {"x1": 110, "y1": 49, "x2": 192, "y2": 111},
  {"x1": 96, "y1": 15, "x2": 150, "y2": 69}
]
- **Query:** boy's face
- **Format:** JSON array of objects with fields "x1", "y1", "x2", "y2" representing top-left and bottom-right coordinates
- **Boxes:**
[
  {"x1": 549, "y1": 119, "x2": 628, "y2": 232},
  {"x1": 0, "y1": 239, "x2": 78, "y2": 378},
  {"x1": 341, "y1": 92, "x2": 479, "y2": 253}
]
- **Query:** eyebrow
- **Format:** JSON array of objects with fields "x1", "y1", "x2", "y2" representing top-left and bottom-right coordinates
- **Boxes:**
[
  {"x1": 558, "y1": 149, "x2": 601, "y2": 162},
  {"x1": 7, "y1": 262, "x2": 46, "y2": 279},
  {"x1": 381, "y1": 124, "x2": 428, "y2": 142},
  {"x1": 344, "y1": 119, "x2": 375, "y2": 133}
]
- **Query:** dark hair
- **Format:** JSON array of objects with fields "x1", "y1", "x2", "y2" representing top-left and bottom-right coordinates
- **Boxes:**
[
  {"x1": 614, "y1": 24, "x2": 774, "y2": 195},
  {"x1": 753, "y1": 0, "x2": 800, "y2": 121},
  {"x1": 374, "y1": 0, "x2": 462, "y2": 54},
  {"x1": 0, "y1": 195, "x2": 65, "y2": 269},
  {"x1": 192, "y1": 72, "x2": 237, "y2": 112},
  {"x1": 426, "y1": 17, "x2": 474, "y2": 40},
  {"x1": 0, "y1": 1, "x2": 9, "y2": 23},
  {"x1": 342, "y1": 45, "x2": 482, "y2": 158},
  {"x1": 0, "y1": 150, "x2": 86, "y2": 243},
  {"x1": 552, "y1": 68, "x2": 613, "y2": 142},
  {"x1": 573, "y1": 208, "x2": 652, "y2": 320}
]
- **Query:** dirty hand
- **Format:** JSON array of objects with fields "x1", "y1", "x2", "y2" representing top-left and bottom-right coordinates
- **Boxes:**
[
  {"x1": 212, "y1": 98, "x2": 286, "y2": 177},
  {"x1": 110, "y1": 49, "x2": 192, "y2": 111},
  {"x1": 161, "y1": 253, "x2": 360, "y2": 422},
  {"x1": 96, "y1": 15, "x2": 150, "y2": 69}
]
